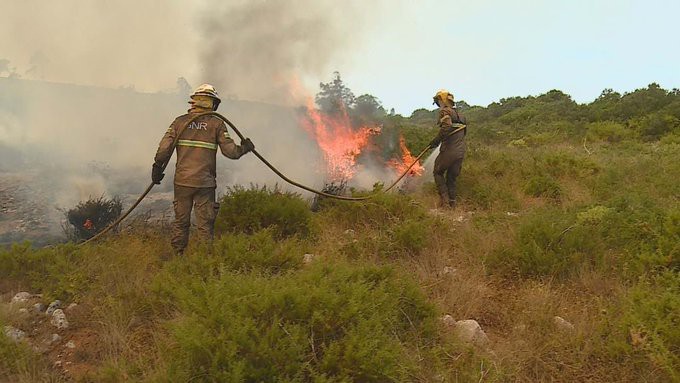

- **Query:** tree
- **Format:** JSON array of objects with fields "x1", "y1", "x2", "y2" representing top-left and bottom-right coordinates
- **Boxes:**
[
  {"x1": 353, "y1": 94, "x2": 386, "y2": 124},
  {"x1": 315, "y1": 72, "x2": 355, "y2": 116},
  {"x1": 176, "y1": 77, "x2": 192, "y2": 96}
]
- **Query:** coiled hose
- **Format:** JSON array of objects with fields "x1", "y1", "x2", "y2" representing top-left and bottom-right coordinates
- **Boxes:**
[{"x1": 80, "y1": 112, "x2": 436, "y2": 245}]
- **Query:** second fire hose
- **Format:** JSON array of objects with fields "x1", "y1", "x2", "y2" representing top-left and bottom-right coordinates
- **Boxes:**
[{"x1": 82, "y1": 111, "x2": 447, "y2": 245}]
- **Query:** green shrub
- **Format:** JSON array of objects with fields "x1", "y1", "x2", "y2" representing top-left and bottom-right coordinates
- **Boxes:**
[
  {"x1": 604, "y1": 272, "x2": 680, "y2": 381},
  {"x1": 215, "y1": 185, "x2": 313, "y2": 239},
  {"x1": 586, "y1": 121, "x2": 634, "y2": 142},
  {"x1": 319, "y1": 190, "x2": 428, "y2": 228},
  {"x1": 523, "y1": 174, "x2": 562, "y2": 199},
  {"x1": 152, "y1": 260, "x2": 438, "y2": 382},
  {"x1": 488, "y1": 208, "x2": 606, "y2": 277},
  {"x1": 392, "y1": 218, "x2": 429, "y2": 255}
]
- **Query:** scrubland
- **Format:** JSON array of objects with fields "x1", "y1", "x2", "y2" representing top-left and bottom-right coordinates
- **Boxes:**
[{"x1": 1, "y1": 84, "x2": 679, "y2": 382}]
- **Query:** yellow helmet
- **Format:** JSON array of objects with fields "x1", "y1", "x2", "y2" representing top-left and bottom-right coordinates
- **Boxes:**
[{"x1": 433, "y1": 89, "x2": 454, "y2": 107}]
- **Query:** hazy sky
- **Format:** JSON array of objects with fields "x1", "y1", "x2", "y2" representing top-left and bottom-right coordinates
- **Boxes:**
[
  {"x1": 338, "y1": 0, "x2": 680, "y2": 113},
  {"x1": 2, "y1": 0, "x2": 678, "y2": 115}
]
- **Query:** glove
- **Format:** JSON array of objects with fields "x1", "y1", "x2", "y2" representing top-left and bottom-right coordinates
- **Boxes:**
[
  {"x1": 429, "y1": 138, "x2": 441, "y2": 148},
  {"x1": 151, "y1": 163, "x2": 165, "y2": 184},
  {"x1": 241, "y1": 138, "x2": 255, "y2": 153}
]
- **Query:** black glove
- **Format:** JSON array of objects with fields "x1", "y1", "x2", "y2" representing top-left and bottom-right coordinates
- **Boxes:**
[
  {"x1": 151, "y1": 163, "x2": 165, "y2": 184},
  {"x1": 241, "y1": 138, "x2": 255, "y2": 153}
]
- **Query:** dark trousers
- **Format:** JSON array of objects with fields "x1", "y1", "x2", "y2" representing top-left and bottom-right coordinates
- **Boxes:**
[
  {"x1": 171, "y1": 185, "x2": 218, "y2": 253},
  {"x1": 433, "y1": 150, "x2": 464, "y2": 205}
]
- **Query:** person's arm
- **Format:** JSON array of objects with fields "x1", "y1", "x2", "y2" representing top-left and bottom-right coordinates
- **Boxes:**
[
  {"x1": 217, "y1": 123, "x2": 253, "y2": 159},
  {"x1": 154, "y1": 123, "x2": 176, "y2": 166},
  {"x1": 429, "y1": 108, "x2": 453, "y2": 148},
  {"x1": 151, "y1": 121, "x2": 178, "y2": 184}
]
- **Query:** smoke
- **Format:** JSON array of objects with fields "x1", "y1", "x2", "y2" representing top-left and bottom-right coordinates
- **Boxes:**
[
  {"x1": 198, "y1": 0, "x2": 367, "y2": 104},
  {"x1": 0, "y1": 0, "x2": 382, "y2": 243}
]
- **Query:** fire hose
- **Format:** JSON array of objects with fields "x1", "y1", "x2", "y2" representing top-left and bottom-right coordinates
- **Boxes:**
[{"x1": 81, "y1": 112, "x2": 459, "y2": 245}]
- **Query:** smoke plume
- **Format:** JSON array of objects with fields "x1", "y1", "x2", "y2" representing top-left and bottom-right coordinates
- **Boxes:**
[{"x1": 0, "y1": 1, "x2": 379, "y2": 243}]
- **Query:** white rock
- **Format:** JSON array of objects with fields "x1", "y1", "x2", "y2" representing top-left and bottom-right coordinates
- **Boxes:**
[
  {"x1": 553, "y1": 316, "x2": 575, "y2": 332},
  {"x1": 440, "y1": 314, "x2": 456, "y2": 327},
  {"x1": 34, "y1": 303, "x2": 46, "y2": 312},
  {"x1": 50, "y1": 309, "x2": 69, "y2": 329},
  {"x1": 3, "y1": 325, "x2": 26, "y2": 342},
  {"x1": 303, "y1": 253, "x2": 315, "y2": 264},
  {"x1": 50, "y1": 333, "x2": 62, "y2": 345},
  {"x1": 65, "y1": 340, "x2": 76, "y2": 349},
  {"x1": 343, "y1": 229, "x2": 355, "y2": 236},
  {"x1": 11, "y1": 292, "x2": 32, "y2": 304},
  {"x1": 442, "y1": 266, "x2": 457, "y2": 276},
  {"x1": 18, "y1": 308, "x2": 29, "y2": 314},
  {"x1": 454, "y1": 319, "x2": 489, "y2": 347},
  {"x1": 46, "y1": 300, "x2": 62, "y2": 315},
  {"x1": 506, "y1": 212, "x2": 519, "y2": 217}
]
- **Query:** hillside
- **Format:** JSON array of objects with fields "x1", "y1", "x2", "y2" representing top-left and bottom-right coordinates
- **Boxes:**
[{"x1": 1, "y1": 84, "x2": 679, "y2": 382}]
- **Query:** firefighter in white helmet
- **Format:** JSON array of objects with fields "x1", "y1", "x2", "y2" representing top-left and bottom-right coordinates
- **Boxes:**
[
  {"x1": 152, "y1": 83, "x2": 255, "y2": 255},
  {"x1": 429, "y1": 89, "x2": 467, "y2": 208}
]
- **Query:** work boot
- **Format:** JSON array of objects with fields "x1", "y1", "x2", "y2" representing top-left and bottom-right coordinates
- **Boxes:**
[{"x1": 438, "y1": 193, "x2": 452, "y2": 209}]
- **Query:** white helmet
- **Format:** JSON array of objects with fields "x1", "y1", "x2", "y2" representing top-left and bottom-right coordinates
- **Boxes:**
[{"x1": 191, "y1": 83, "x2": 221, "y2": 101}]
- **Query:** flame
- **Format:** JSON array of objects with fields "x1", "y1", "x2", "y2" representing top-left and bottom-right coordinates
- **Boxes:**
[
  {"x1": 388, "y1": 135, "x2": 424, "y2": 177},
  {"x1": 298, "y1": 97, "x2": 376, "y2": 182}
]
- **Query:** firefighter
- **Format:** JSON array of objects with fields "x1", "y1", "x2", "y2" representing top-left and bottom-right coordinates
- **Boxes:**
[
  {"x1": 152, "y1": 84, "x2": 254, "y2": 255},
  {"x1": 429, "y1": 89, "x2": 467, "y2": 208}
]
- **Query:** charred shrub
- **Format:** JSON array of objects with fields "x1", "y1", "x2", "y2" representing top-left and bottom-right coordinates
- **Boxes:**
[
  {"x1": 65, "y1": 195, "x2": 122, "y2": 241},
  {"x1": 215, "y1": 185, "x2": 312, "y2": 239}
]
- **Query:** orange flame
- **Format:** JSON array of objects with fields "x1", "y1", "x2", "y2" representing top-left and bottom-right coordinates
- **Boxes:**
[
  {"x1": 388, "y1": 135, "x2": 424, "y2": 177},
  {"x1": 83, "y1": 218, "x2": 94, "y2": 230},
  {"x1": 299, "y1": 98, "x2": 376, "y2": 182}
]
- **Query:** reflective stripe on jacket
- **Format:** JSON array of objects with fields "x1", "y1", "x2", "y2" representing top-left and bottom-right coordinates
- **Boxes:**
[{"x1": 154, "y1": 112, "x2": 245, "y2": 188}]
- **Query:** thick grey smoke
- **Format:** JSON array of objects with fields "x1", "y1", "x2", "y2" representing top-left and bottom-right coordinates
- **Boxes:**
[
  {"x1": 0, "y1": 1, "x2": 380, "y2": 243},
  {"x1": 198, "y1": 0, "x2": 366, "y2": 104}
]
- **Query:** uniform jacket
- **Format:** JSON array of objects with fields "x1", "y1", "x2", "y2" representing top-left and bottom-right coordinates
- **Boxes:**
[
  {"x1": 154, "y1": 111, "x2": 245, "y2": 188},
  {"x1": 435, "y1": 105, "x2": 466, "y2": 159}
]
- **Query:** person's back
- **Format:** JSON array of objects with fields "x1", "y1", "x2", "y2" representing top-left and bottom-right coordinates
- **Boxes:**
[
  {"x1": 429, "y1": 90, "x2": 467, "y2": 208},
  {"x1": 152, "y1": 84, "x2": 254, "y2": 255}
]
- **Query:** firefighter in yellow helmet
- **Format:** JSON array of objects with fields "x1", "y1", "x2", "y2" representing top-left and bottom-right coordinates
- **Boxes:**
[
  {"x1": 428, "y1": 89, "x2": 467, "y2": 208},
  {"x1": 152, "y1": 84, "x2": 255, "y2": 255}
]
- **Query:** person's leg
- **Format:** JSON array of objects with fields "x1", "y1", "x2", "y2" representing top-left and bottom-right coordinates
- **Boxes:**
[
  {"x1": 171, "y1": 185, "x2": 195, "y2": 254},
  {"x1": 194, "y1": 187, "x2": 217, "y2": 242},
  {"x1": 445, "y1": 158, "x2": 464, "y2": 207}
]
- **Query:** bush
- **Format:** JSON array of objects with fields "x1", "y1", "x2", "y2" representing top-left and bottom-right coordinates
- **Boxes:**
[
  {"x1": 65, "y1": 195, "x2": 122, "y2": 241},
  {"x1": 604, "y1": 272, "x2": 680, "y2": 381},
  {"x1": 487, "y1": 207, "x2": 606, "y2": 277},
  {"x1": 523, "y1": 174, "x2": 562, "y2": 199},
  {"x1": 215, "y1": 185, "x2": 313, "y2": 239},
  {"x1": 152, "y1": 260, "x2": 438, "y2": 382},
  {"x1": 586, "y1": 121, "x2": 634, "y2": 142}
]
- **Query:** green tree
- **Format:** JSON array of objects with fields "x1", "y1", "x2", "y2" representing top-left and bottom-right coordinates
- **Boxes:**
[{"x1": 315, "y1": 71, "x2": 355, "y2": 116}]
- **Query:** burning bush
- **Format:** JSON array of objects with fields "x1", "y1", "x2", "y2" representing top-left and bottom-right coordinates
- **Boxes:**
[
  {"x1": 65, "y1": 196, "x2": 123, "y2": 241},
  {"x1": 215, "y1": 185, "x2": 313, "y2": 239}
]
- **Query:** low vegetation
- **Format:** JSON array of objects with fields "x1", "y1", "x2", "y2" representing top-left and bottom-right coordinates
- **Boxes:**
[{"x1": 2, "y1": 83, "x2": 679, "y2": 382}]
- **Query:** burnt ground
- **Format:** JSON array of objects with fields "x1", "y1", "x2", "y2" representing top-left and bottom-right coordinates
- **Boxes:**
[
  {"x1": 0, "y1": 172, "x2": 61, "y2": 246},
  {"x1": 0, "y1": 172, "x2": 173, "y2": 248}
]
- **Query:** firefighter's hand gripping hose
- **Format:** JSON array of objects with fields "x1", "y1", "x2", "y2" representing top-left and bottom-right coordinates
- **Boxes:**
[{"x1": 81, "y1": 112, "x2": 436, "y2": 245}]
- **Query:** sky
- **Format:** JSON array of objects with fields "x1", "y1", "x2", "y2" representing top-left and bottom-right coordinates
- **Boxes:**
[{"x1": 1, "y1": 0, "x2": 679, "y2": 115}]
